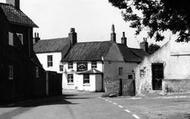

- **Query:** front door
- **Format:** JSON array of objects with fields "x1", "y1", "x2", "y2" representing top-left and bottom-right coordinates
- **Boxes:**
[{"x1": 152, "y1": 63, "x2": 164, "y2": 90}]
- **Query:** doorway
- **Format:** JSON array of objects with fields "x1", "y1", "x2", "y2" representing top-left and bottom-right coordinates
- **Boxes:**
[{"x1": 152, "y1": 63, "x2": 164, "y2": 90}]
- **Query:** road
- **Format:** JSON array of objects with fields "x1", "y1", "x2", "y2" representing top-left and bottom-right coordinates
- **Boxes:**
[{"x1": 0, "y1": 91, "x2": 140, "y2": 119}]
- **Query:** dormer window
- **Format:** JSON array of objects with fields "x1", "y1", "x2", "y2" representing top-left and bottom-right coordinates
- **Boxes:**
[
  {"x1": 91, "y1": 61, "x2": 97, "y2": 69},
  {"x1": 68, "y1": 62, "x2": 73, "y2": 69}
]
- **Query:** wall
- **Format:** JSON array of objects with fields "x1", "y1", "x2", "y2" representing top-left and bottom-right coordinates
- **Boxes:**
[
  {"x1": 135, "y1": 40, "x2": 190, "y2": 95},
  {"x1": 36, "y1": 52, "x2": 62, "y2": 73}
]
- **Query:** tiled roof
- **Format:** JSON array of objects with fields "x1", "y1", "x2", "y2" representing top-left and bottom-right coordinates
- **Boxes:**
[
  {"x1": 62, "y1": 41, "x2": 112, "y2": 61},
  {"x1": 62, "y1": 41, "x2": 148, "y2": 62},
  {"x1": 33, "y1": 38, "x2": 70, "y2": 54},
  {"x1": 0, "y1": 3, "x2": 38, "y2": 27}
]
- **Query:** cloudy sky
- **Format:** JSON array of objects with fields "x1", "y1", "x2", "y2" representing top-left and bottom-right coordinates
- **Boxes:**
[{"x1": 0, "y1": 0, "x2": 149, "y2": 48}]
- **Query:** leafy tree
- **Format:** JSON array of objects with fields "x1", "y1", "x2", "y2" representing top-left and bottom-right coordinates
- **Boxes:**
[
  {"x1": 108, "y1": 0, "x2": 190, "y2": 42},
  {"x1": 147, "y1": 44, "x2": 160, "y2": 54}
]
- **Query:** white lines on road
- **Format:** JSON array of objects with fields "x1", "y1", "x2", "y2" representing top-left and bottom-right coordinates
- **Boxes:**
[
  {"x1": 124, "y1": 109, "x2": 131, "y2": 113},
  {"x1": 100, "y1": 97, "x2": 140, "y2": 119},
  {"x1": 132, "y1": 114, "x2": 140, "y2": 119}
]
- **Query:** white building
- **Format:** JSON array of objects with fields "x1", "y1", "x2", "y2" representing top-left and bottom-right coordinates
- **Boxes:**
[
  {"x1": 135, "y1": 39, "x2": 190, "y2": 95},
  {"x1": 62, "y1": 25, "x2": 148, "y2": 92},
  {"x1": 33, "y1": 31, "x2": 72, "y2": 73}
]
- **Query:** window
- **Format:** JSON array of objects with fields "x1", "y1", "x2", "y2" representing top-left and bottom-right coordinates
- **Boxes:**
[
  {"x1": 67, "y1": 74, "x2": 73, "y2": 84},
  {"x1": 128, "y1": 74, "x2": 133, "y2": 79},
  {"x1": 91, "y1": 61, "x2": 97, "y2": 69},
  {"x1": 47, "y1": 55, "x2": 53, "y2": 67},
  {"x1": 118, "y1": 67, "x2": 123, "y2": 75},
  {"x1": 16, "y1": 33, "x2": 24, "y2": 45},
  {"x1": 68, "y1": 62, "x2": 73, "y2": 69},
  {"x1": 60, "y1": 65, "x2": 63, "y2": 71},
  {"x1": 8, "y1": 65, "x2": 13, "y2": 80},
  {"x1": 8, "y1": 32, "x2": 14, "y2": 46},
  {"x1": 83, "y1": 74, "x2": 90, "y2": 84},
  {"x1": 36, "y1": 67, "x2": 39, "y2": 78}
]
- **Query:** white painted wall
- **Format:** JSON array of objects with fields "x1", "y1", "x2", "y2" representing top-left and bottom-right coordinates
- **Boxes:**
[
  {"x1": 62, "y1": 61, "x2": 103, "y2": 91},
  {"x1": 36, "y1": 52, "x2": 62, "y2": 73}
]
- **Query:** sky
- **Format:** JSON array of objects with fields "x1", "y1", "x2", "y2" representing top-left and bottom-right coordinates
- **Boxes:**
[{"x1": 0, "y1": 0, "x2": 168, "y2": 48}]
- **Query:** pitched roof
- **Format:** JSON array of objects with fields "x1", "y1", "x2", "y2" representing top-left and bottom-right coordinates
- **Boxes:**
[
  {"x1": 62, "y1": 41, "x2": 112, "y2": 61},
  {"x1": 62, "y1": 41, "x2": 148, "y2": 62},
  {"x1": 0, "y1": 3, "x2": 38, "y2": 27},
  {"x1": 33, "y1": 38, "x2": 70, "y2": 54},
  {"x1": 77, "y1": 69, "x2": 103, "y2": 74}
]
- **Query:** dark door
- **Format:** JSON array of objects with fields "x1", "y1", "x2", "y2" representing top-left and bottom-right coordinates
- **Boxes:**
[{"x1": 152, "y1": 63, "x2": 164, "y2": 90}]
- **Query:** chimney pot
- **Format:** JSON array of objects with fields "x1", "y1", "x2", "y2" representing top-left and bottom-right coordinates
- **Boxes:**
[
  {"x1": 69, "y1": 28, "x2": 77, "y2": 46},
  {"x1": 111, "y1": 24, "x2": 116, "y2": 42},
  {"x1": 121, "y1": 32, "x2": 127, "y2": 46}
]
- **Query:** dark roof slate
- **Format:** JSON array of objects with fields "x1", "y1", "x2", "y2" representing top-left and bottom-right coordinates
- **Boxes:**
[
  {"x1": 33, "y1": 38, "x2": 70, "y2": 53},
  {"x1": 0, "y1": 3, "x2": 38, "y2": 27},
  {"x1": 62, "y1": 41, "x2": 112, "y2": 61}
]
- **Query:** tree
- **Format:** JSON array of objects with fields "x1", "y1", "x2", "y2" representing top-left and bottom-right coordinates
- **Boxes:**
[
  {"x1": 147, "y1": 44, "x2": 160, "y2": 54},
  {"x1": 108, "y1": 0, "x2": 190, "y2": 42}
]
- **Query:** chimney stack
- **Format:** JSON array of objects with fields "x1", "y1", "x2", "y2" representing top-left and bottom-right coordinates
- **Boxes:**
[
  {"x1": 111, "y1": 24, "x2": 116, "y2": 42},
  {"x1": 69, "y1": 28, "x2": 77, "y2": 46},
  {"x1": 121, "y1": 32, "x2": 127, "y2": 46},
  {"x1": 33, "y1": 32, "x2": 40, "y2": 44},
  {"x1": 140, "y1": 38, "x2": 148, "y2": 52},
  {"x1": 6, "y1": 0, "x2": 20, "y2": 9}
]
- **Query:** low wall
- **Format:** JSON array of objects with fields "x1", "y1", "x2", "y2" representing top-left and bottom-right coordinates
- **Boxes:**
[{"x1": 163, "y1": 79, "x2": 190, "y2": 93}]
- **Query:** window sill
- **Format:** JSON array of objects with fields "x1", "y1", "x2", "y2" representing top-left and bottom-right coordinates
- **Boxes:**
[
  {"x1": 83, "y1": 84, "x2": 90, "y2": 86},
  {"x1": 67, "y1": 83, "x2": 74, "y2": 85}
]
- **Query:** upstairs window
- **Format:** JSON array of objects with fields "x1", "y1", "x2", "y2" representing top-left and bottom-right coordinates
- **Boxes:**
[
  {"x1": 128, "y1": 74, "x2": 133, "y2": 79},
  {"x1": 118, "y1": 67, "x2": 123, "y2": 76},
  {"x1": 8, "y1": 32, "x2": 14, "y2": 46},
  {"x1": 67, "y1": 74, "x2": 74, "y2": 84},
  {"x1": 16, "y1": 33, "x2": 24, "y2": 45},
  {"x1": 8, "y1": 65, "x2": 14, "y2": 80},
  {"x1": 36, "y1": 67, "x2": 39, "y2": 78},
  {"x1": 83, "y1": 74, "x2": 90, "y2": 84},
  {"x1": 47, "y1": 55, "x2": 53, "y2": 67},
  {"x1": 68, "y1": 62, "x2": 73, "y2": 69},
  {"x1": 60, "y1": 64, "x2": 63, "y2": 71},
  {"x1": 91, "y1": 61, "x2": 97, "y2": 69}
]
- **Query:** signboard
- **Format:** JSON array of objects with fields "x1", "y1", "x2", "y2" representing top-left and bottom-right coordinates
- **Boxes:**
[{"x1": 77, "y1": 62, "x2": 87, "y2": 72}]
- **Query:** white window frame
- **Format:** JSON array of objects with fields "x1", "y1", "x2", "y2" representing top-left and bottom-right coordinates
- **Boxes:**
[
  {"x1": 68, "y1": 62, "x2": 73, "y2": 69},
  {"x1": 83, "y1": 74, "x2": 90, "y2": 84},
  {"x1": 47, "y1": 55, "x2": 53, "y2": 67},
  {"x1": 91, "y1": 61, "x2": 97, "y2": 69},
  {"x1": 67, "y1": 74, "x2": 74, "y2": 84},
  {"x1": 8, "y1": 65, "x2": 14, "y2": 80}
]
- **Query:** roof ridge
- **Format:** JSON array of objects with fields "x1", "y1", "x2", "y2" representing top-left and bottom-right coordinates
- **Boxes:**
[
  {"x1": 77, "y1": 41, "x2": 111, "y2": 44},
  {"x1": 40, "y1": 37, "x2": 68, "y2": 41}
]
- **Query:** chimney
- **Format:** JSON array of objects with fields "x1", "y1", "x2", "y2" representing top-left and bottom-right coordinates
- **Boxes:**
[
  {"x1": 111, "y1": 24, "x2": 116, "y2": 42},
  {"x1": 140, "y1": 38, "x2": 148, "y2": 52},
  {"x1": 33, "y1": 32, "x2": 40, "y2": 44},
  {"x1": 69, "y1": 28, "x2": 77, "y2": 46},
  {"x1": 6, "y1": 0, "x2": 20, "y2": 9},
  {"x1": 121, "y1": 32, "x2": 127, "y2": 46}
]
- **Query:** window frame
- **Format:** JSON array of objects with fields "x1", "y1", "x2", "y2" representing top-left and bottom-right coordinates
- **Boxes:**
[
  {"x1": 67, "y1": 74, "x2": 74, "y2": 84},
  {"x1": 8, "y1": 32, "x2": 14, "y2": 46},
  {"x1": 68, "y1": 62, "x2": 73, "y2": 69},
  {"x1": 8, "y1": 65, "x2": 14, "y2": 80},
  {"x1": 47, "y1": 55, "x2": 53, "y2": 67},
  {"x1": 16, "y1": 33, "x2": 24, "y2": 45},
  {"x1": 59, "y1": 64, "x2": 63, "y2": 71},
  {"x1": 118, "y1": 67, "x2": 123, "y2": 76},
  {"x1": 91, "y1": 61, "x2": 97, "y2": 69},
  {"x1": 83, "y1": 74, "x2": 90, "y2": 84}
]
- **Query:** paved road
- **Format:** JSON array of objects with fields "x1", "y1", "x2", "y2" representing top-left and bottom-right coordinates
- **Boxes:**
[{"x1": 0, "y1": 91, "x2": 139, "y2": 119}]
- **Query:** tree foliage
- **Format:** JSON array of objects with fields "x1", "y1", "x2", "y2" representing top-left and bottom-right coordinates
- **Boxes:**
[{"x1": 108, "y1": 0, "x2": 190, "y2": 42}]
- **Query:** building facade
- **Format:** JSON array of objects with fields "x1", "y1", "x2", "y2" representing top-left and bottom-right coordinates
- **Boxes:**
[
  {"x1": 62, "y1": 25, "x2": 148, "y2": 92},
  {"x1": 135, "y1": 39, "x2": 190, "y2": 95},
  {"x1": 0, "y1": 0, "x2": 46, "y2": 101}
]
